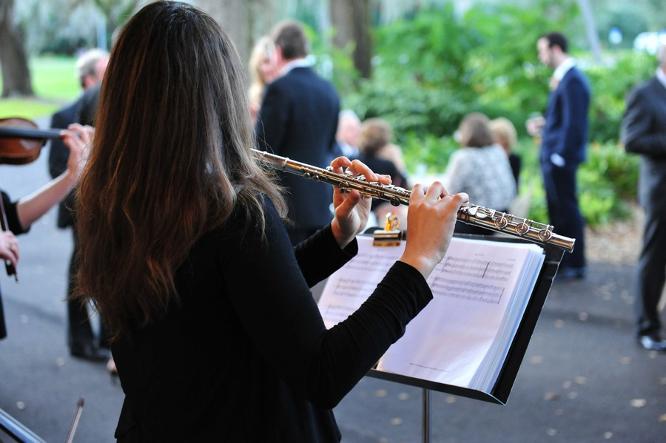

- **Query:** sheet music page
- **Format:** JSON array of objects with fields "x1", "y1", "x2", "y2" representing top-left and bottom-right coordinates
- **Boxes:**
[
  {"x1": 378, "y1": 238, "x2": 534, "y2": 387},
  {"x1": 318, "y1": 236, "x2": 539, "y2": 391},
  {"x1": 318, "y1": 237, "x2": 400, "y2": 329}
]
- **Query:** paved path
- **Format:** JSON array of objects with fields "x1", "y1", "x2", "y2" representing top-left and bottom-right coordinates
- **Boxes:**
[{"x1": 1, "y1": 144, "x2": 664, "y2": 442}]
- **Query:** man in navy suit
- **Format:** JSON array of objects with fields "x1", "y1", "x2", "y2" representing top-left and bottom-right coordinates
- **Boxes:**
[
  {"x1": 621, "y1": 43, "x2": 666, "y2": 352},
  {"x1": 256, "y1": 21, "x2": 340, "y2": 245},
  {"x1": 48, "y1": 49, "x2": 109, "y2": 362},
  {"x1": 531, "y1": 32, "x2": 590, "y2": 279}
]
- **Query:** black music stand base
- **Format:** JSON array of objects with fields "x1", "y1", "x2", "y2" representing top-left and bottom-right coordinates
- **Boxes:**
[{"x1": 422, "y1": 388, "x2": 431, "y2": 443}]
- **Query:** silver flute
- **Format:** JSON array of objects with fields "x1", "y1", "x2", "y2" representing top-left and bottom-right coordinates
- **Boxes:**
[{"x1": 252, "y1": 149, "x2": 575, "y2": 252}]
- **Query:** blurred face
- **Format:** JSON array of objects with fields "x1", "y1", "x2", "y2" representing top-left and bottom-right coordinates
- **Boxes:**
[
  {"x1": 338, "y1": 117, "x2": 361, "y2": 147},
  {"x1": 82, "y1": 56, "x2": 109, "y2": 90},
  {"x1": 95, "y1": 56, "x2": 109, "y2": 81},
  {"x1": 259, "y1": 52, "x2": 277, "y2": 83},
  {"x1": 537, "y1": 38, "x2": 553, "y2": 67}
]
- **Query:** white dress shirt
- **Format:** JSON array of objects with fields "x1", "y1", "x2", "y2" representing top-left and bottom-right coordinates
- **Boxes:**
[{"x1": 656, "y1": 67, "x2": 666, "y2": 90}]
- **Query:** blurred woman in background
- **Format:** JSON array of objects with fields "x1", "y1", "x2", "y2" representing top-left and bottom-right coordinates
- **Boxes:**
[
  {"x1": 357, "y1": 118, "x2": 409, "y2": 228},
  {"x1": 248, "y1": 35, "x2": 278, "y2": 122},
  {"x1": 444, "y1": 112, "x2": 516, "y2": 235},
  {"x1": 489, "y1": 117, "x2": 522, "y2": 191}
]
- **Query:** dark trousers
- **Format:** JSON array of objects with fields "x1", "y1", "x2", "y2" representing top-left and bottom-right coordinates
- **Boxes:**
[
  {"x1": 541, "y1": 162, "x2": 586, "y2": 269},
  {"x1": 636, "y1": 214, "x2": 666, "y2": 336},
  {"x1": 67, "y1": 229, "x2": 109, "y2": 349}
]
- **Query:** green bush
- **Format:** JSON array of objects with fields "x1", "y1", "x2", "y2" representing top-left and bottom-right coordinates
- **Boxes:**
[
  {"x1": 344, "y1": 2, "x2": 577, "y2": 140},
  {"x1": 586, "y1": 52, "x2": 655, "y2": 143},
  {"x1": 343, "y1": 3, "x2": 656, "y2": 146}
]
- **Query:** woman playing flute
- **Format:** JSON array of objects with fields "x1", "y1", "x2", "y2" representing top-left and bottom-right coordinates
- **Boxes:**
[{"x1": 75, "y1": 2, "x2": 467, "y2": 441}]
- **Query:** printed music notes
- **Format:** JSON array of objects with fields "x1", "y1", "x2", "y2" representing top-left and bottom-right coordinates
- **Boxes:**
[{"x1": 318, "y1": 236, "x2": 544, "y2": 394}]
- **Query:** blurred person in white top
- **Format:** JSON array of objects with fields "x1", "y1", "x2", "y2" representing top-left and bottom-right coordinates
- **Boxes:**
[{"x1": 443, "y1": 113, "x2": 516, "y2": 235}]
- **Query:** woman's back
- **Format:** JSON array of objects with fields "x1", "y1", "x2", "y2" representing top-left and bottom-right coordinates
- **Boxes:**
[
  {"x1": 113, "y1": 201, "x2": 341, "y2": 441},
  {"x1": 444, "y1": 145, "x2": 516, "y2": 210},
  {"x1": 112, "y1": 198, "x2": 433, "y2": 441}
]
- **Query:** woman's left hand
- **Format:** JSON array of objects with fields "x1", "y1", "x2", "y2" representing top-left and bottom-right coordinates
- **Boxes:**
[{"x1": 329, "y1": 157, "x2": 392, "y2": 248}]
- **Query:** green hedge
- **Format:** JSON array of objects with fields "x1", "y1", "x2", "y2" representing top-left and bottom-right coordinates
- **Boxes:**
[{"x1": 343, "y1": 4, "x2": 655, "y2": 142}]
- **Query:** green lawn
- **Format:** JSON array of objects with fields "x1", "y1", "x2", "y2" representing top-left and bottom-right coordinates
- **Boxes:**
[
  {"x1": 0, "y1": 99, "x2": 61, "y2": 119},
  {"x1": 0, "y1": 55, "x2": 78, "y2": 119},
  {"x1": 29, "y1": 55, "x2": 79, "y2": 101}
]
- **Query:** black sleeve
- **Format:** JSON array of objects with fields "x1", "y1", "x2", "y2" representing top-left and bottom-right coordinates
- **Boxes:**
[
  {"x1": 328, "y1": 95, "x2": 340, "y2": 158},
  {"x1": 622, "y1": 86, "x2": 666, "y2": 157},
  {"x1": 220, "y1": 198, "x2": 432, "y2": 409},
  {"x1": 255, "y1": 82, "x2": 289, "y2": 154},
  {"x1": 48, "y1": 112, "x2": 70, "y2": 179},
  {"x1": 293, "y1": 224, "x2": 357, "y2": 288},
  {"x1": 1, "y1": 191, "x2": 28, "y2": 235}
]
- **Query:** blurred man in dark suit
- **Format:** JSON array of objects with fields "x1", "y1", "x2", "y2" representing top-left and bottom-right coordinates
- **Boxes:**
[
  {"x1": 528, "y1": 32, "x2": 590, "y2": 280},
  {"x1": 48, "y1": 49, "x2": 108, "y2": 361},
  {"x1": 621, "y1": 43, "x2": 666, "y2": 352},
  {"x1": 255, "y1": 21, "x2": 340, "y2": 245}
]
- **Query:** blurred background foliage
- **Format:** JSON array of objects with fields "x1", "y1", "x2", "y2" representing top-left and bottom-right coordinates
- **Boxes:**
[{"x1": 330, "y1": 1, "x2": 654, "y2": 226}]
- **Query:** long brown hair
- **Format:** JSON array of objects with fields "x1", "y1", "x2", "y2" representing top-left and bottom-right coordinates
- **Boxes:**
[{"x1": 75, "y1": 1, "x2": 285, "y2": 340}]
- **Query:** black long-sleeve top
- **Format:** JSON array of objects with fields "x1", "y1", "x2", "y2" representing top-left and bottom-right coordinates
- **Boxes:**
[
  {"x1": 0, "y1": 191, "x2": 29, "y2": 340},
  {"x1": 112, "y1": 197, "x2": 432, "y2": 442}
]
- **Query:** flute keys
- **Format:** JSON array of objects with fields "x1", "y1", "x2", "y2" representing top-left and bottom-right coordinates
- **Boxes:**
[
  {"x1": 492, "y1": 212, "x2": 508, "y2": 229},
  {"x1": 538, "y1": 226, "x2": 554, "y2": 242},
  {"x1": 517, "y1": 222, "x2": 530, "y2": 235}
]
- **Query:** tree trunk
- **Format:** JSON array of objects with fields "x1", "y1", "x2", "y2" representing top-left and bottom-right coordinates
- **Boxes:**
[
  {"x1": 91, "y1": 0, "x2": 140, "y2": 50},
  {"x1": 0, "y1": 0, "x2": 33, "y2": 97},
  {"x1": 195, "y1": 0, "x2": 275, "y2": 67},
  {"x1": 329, "y1": 0, "x2": 372, "y2": 78},
  {"x1": 576, "y1": 0, "x2": 602, "y2": 64}
]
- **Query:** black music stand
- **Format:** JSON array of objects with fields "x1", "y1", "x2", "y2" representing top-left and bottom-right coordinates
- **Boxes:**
[
  {"x1": 0, "y1": 397, "x2": 84, "y2": 443},
  {"x1": 363, "y1": 233, "x2": 564, "y2": 442},
  {"x1": 0, "y1": 408, "x2": 46, "y2": 443}
]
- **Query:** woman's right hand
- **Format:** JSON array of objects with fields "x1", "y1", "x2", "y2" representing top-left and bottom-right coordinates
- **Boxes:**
[
  {"x1": 0, "y1": 231, "x2": 19, "y2": 269},
  {"x1": 399, "y1": 182, "x2": 468, "y2": 279},
  {"x1": 61, "y1": 123, "x2": 94, "y2": 181}
]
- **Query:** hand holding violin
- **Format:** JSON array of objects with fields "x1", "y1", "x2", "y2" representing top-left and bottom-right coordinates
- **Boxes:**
[
  {"x1": 61, "y1": 124, "x2": 93, "y2": 182},
  {"x1": 0, "y1": 231, "x2": 19, "y2": 271},
  {"x1": 0, "y1": 118, "x2": 93, "y2": 280}
]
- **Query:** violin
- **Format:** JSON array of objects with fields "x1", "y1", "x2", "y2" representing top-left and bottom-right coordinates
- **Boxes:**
[
  {"x1": 0, "y1": 117, "x2": 62, "y2": 164},
  {"x1": 0, "y1": 117, "x2": 63, "y2": 280}
]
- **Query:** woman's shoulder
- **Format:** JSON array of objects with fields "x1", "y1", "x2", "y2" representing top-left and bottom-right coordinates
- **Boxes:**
[
  {"x1": 468, "y1": 144, "x2": 506, "y2": 159},
  {"x1": 207, "y1": 194, "x2": 282, "y2": 240}
]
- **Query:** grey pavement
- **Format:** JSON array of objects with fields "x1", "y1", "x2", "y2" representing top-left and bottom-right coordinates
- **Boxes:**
[{"x1": 1, "y1": 145, "x2": 665, "y2": 442}]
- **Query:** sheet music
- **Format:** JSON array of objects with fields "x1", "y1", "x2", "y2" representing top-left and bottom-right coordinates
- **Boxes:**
[
  {"x1": 319, "y1": 240, "x2": 398, "y2": 329},
  {"x1": 318, "y1": 236, "x2": 544, "y2": 392}
]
